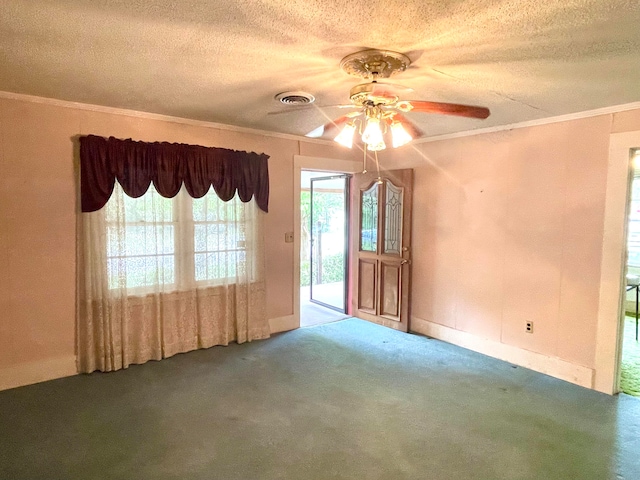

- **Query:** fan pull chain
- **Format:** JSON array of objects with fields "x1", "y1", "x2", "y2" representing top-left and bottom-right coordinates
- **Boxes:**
[
  {"x1": 362, "y1": 144, "x2": 368, "y2": 173},
  {"x1": 374, "y1": 150, "x2": 382, "y2": 183}
]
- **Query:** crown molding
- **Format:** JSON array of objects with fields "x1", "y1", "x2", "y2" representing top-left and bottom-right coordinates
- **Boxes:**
[
  {"x1": 413, "y1": 101, "x2": 640, "y2": 144},
  {"x1": 3, "y1": 90, "x2": 640, "y2": 147},
  {"x1": 0, "y1": 90, "x2": 335, "y2": 146}
]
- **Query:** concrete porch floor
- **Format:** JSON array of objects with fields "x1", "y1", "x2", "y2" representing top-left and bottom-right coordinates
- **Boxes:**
[{"x1": 300, "y1": 283, "x2": 349, "y2": 327}]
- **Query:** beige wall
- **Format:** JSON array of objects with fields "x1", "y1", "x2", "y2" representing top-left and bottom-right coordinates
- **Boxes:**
[
  {"x1": 3, "y1": 93, "x2": 640, "y2": 391},
  {"x1": 0, "y1": 96, "x2": 353, "y2": 389}
]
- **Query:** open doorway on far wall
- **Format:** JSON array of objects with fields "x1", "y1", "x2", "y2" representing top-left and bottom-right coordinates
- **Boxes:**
[
  {"x1": 300, "y1": 170, "x2": 351, "y2": 327},
  {"x1": 621, "y1": 149, "x2": 640, "y2": 397}
]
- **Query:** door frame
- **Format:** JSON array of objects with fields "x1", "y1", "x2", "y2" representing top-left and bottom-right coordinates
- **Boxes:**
[
  {"x1": 594, "y1": 131, "x2": 639, "y2": 394},
  {"x1": 309, "y1": 174, "x2": 351, "y2": 313},
  {"x1": 293, "y1": 155, "x2": 362, "y2": 330}
]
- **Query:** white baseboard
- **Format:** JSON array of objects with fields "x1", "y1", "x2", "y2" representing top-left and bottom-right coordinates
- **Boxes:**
[
  {"x1": 269, "y1": 314, "x2": 298, "y2": 334},
  {"x1": 0, "y1": 355, "x2": 77, "y2": 392},
  {"x1": 0, "y1": 317, "x2": 298, "y2": 392},
  {"x1": 410, "y1": 316, "x2": 595, "y2": 389}
]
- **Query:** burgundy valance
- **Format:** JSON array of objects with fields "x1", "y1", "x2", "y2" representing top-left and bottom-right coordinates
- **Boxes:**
[{"x1": 80, "y1": 135, "x2": 270, "y2": 213}]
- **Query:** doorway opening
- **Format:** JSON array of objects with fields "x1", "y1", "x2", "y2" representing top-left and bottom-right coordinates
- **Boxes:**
[
  {"x1": 621, "y1": 149, "x2": 640, "y2": 397},
  {"x1": 300, "y1": 171, "x2": 351, "y2": 327}
]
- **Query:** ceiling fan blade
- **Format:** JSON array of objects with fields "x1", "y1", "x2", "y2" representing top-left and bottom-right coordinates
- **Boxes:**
[
  {"x1": 305, "y1": 114, "x2": 353, "y2": 138},
  {"x1": 306, "y1": 125, "x2": 325, "y2": 138},
  {"x1": 398, "y1": 100, "x2": 490, "y2": 119},
  {"x1": 267, "y1": 104, "x2": 354, "y2": 116},
  {"x1": 392, "y1": 113, "x2": 423, "y2": 139},
  {"x1": 370, "y1": 81, "x2": 414, "y2": 95},
  {"x1": 363, "y1": 83, "x2": 414, "y2": 102}
]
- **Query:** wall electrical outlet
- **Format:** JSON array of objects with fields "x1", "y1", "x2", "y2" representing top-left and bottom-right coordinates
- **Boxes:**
[
  {"x1": 526, "y1": 321, "x2": 534, "y2": 333},
  {"x1": 284, "y1": 232, "x2": 294, "y2": 243}
]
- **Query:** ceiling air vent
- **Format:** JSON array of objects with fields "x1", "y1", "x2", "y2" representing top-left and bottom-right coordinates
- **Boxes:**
[{"x1": 274, "y1": 91, "x2": 315, "y2": 105}]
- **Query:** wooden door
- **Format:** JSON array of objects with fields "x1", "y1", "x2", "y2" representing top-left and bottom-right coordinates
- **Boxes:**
[{"x1": 350, "y1": 169, "x2": 413, "y2": 332}]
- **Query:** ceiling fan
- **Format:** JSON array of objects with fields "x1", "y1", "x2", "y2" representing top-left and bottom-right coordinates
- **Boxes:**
[{"x1": 303, "y1": 49, "x2": 491, "y2": 151}]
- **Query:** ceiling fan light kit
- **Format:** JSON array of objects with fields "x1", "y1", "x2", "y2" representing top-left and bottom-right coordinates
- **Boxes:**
[
  {"x1": 302, "y1": 48, "x2": 491, "y2": 151},
  {"x1": 390, "y1": 121, "x2": 413, "y2": 148},
  {"x1": 361, "y1": 116, "x2": 386, "y2": 151},
  {"x1": 334, "y1": 122, "x2": 357, "y2": 149},
  {"x1": 331, "y1": 49, "x2": 413, "y2": 151}
]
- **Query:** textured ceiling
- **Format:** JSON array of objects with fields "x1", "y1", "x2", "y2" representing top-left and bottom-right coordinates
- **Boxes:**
[{"x1": 1, "y1": 0, "x2": 640, "y2": 140}]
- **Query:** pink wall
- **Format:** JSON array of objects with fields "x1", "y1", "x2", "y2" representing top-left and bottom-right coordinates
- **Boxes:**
[
  {"x1": 4, "y1": 92, "x2": 640, "y2": 389},
  {"x1": 612, "y1": 109, "x2": 640, "y2": 134},
  {"x1": 408, "y1": 115, "x2": 629, "y2": 370},
  {"x1": 0, "y1": 96, "x2": 346, "y2": 388},
  {"x1": 0, "y1": 99, "x2": 77, "y2": 373}
]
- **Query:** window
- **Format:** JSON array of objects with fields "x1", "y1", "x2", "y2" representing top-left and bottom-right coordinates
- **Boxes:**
[
  {"x1": 629, "y1": 152, "x2": 640, "y2": 268},
  {"x1": 105, "y1": 183, "x2": 254, "y2": 291},
  {"x1": 193, "y1": 191, "x2": 247, "y2": 282},
  {"x1": 629, "y1": 177, "x2": 640, "y2": 267}
]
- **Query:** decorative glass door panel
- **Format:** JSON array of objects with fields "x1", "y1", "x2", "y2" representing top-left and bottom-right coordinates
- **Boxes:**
[
  {"x1": 383, "y1": 181, "x2": 403, "y2": 256},
  {"x1": 360, "y1": 183, "x2": 378, "y2": 252}
]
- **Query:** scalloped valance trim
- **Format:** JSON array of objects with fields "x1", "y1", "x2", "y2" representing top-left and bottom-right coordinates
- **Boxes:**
[{"x1": 80, "y1": 135, "x2": 269, "y2": 212}]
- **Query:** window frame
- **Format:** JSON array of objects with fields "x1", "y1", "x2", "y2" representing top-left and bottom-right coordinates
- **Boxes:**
[{"x1": 105, "y1": 184, "x2": 254, "y2": 294}]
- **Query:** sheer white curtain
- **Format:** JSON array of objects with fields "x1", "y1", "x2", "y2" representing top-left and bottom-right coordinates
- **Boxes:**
[{"x1": 77, "y1": 183, "x2": 269, "y2": 373}]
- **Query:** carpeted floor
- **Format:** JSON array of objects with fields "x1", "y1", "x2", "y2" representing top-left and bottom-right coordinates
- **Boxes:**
[
  {"x1": 620, "y1": 315, "x2": 640, "y2": 396},
  {"x1": 1, "y1": 319, "x2": 640, "y2": 480}
]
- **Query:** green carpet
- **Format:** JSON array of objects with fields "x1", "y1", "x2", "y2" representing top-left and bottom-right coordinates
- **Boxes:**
[
  {"x1": 620, "y1": 316, "x2": 640, "y2": 396},
  {"x1": 1, "y1": 319, "x2": 640, "y2": 479}
]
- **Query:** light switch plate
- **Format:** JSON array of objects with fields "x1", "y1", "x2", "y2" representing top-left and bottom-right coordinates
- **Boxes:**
[{"x1": 285, "y1": 232, "x2": 294, "y2": 243}]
